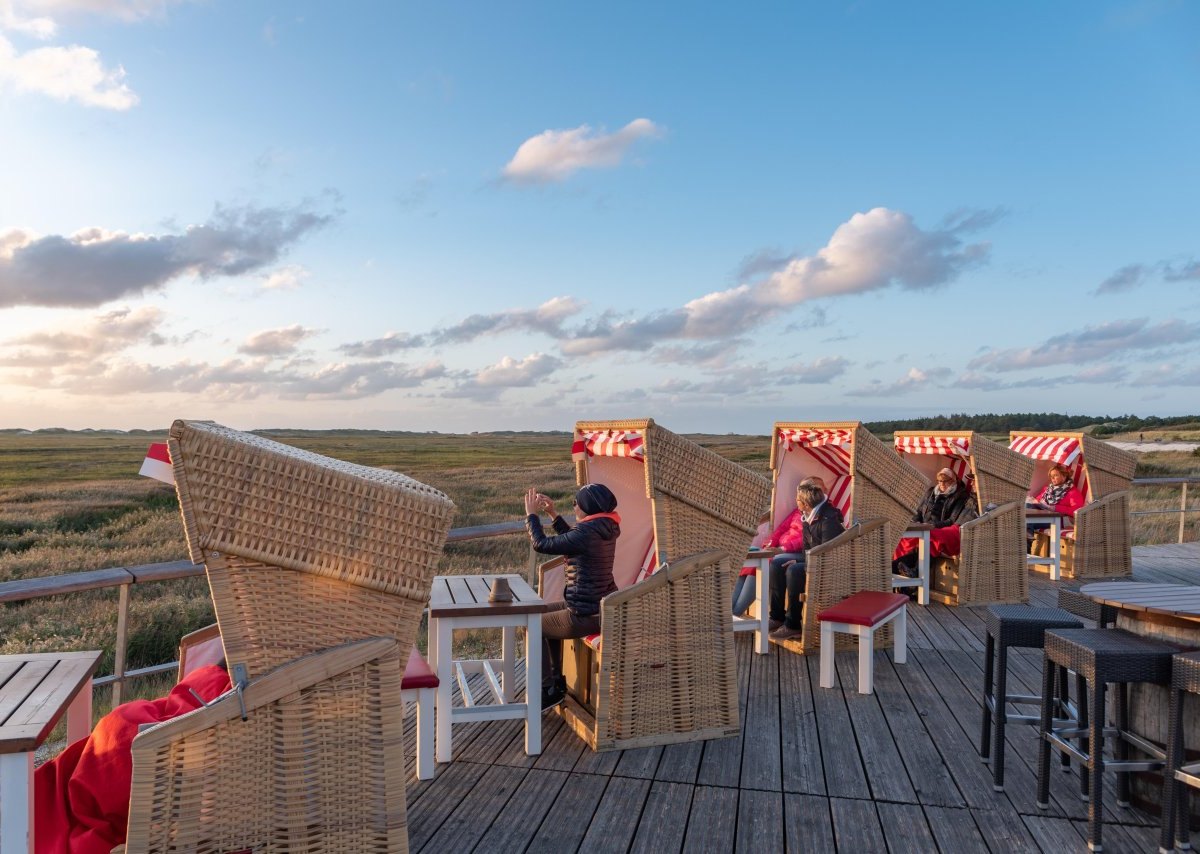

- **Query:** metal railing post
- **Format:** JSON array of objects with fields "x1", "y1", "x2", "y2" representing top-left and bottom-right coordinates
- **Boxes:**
[
  {"x1": 1182, "y1": 482, "x2": 1190, "y2": 544},
  {"x1": 111, "y1": 582, "x2": 131, "y2": 705}
]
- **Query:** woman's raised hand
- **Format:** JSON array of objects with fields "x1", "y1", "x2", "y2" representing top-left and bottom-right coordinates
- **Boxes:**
[
  {"x1": 524, "y1": 487, "x2": 540, "y2": 515},
  {"x1": 536, "y1": 493, "x2": 557, "y2": 517}
]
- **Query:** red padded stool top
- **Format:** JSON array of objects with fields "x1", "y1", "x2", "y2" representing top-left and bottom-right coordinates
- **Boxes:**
[
  {"x1": 818, "y1": 591, "x2": 908, "y2": 627},
  {"x1": 402, "y1": 646, "x2": 439, "y2": 690}
]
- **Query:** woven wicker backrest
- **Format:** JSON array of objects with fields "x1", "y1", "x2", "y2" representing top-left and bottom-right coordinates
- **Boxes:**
[
  {"x1": 170, "y1": 420, "x2": 455, "y2": 595},
  {"x1": 895, "y1": 431, "x2": 1034, "y2": 509},
  {"x1": 126, "y1": 638, "x2": 406, "y2": 853},
  {"x1": 574, "y1": 419, "x2": 771, "y2": 573},
  {"x1": 1009, "y1": 431, "x2": 1135, "y2": 501},
  {"x1": 771, "y1": 422, "x2": 926, "y2": 536}
]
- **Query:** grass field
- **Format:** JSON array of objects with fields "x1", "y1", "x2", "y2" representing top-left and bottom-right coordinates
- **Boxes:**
[{"x1": 1, "y1": 428, "x2": 1196, "y2": 701}]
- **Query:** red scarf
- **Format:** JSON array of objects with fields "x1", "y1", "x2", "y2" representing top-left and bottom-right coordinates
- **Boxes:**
[{"x1": 575, "y1": 511, "x2": 621, "y2": 525}]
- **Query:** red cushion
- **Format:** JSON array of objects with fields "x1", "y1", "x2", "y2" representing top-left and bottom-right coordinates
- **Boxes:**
[
  {"x1": 818, "y1": 591, "x2": 908, "y2": 627},
  {"x1": 402, "y1": 646, "x2": 439, "y2": 690}
]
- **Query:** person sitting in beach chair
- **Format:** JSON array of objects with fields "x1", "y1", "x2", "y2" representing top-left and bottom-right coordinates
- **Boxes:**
[
  {"x1": 524, "y1": 483, "x2": 620, "y2": 711},
  {"x1": 1028, "y1": 462, "x2": 1085, "y2": 516},
  {"x1": 733, "y1": 510, "x2": 772, "y2": 617},
  {"x1": 768, "y1": 482, "x2": 846, "y2": 640},
  {"x1": 893, "y1": 467, "x2": 978, "y2": 579},
  {"x1": 757, "y1": 476, "x2": 844, "y2": 611}
]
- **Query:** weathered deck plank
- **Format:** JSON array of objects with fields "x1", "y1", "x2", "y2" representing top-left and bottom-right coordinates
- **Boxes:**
[{"x1": 403, "y1": 543, "x2": 1200, "y2": 852}]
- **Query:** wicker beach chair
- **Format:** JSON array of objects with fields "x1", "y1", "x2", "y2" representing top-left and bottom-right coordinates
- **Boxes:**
[
  {"x1": 765, "y1": 422, "x2": 927, "y2": 654},
  {"x1": 1010, "y1": 431, "x2": 1136, "y2": 579},
  {"x1": 167, "y1": 419, "x2": 455, "y2": 676},
  {"x1": 538, "y1": 418, "x2": 771, "y2": 752},
  {"x1": 895, "y1": 431, "x2": 1035, "y2": 606},
  {"x1": 123, "y1": 638, "x2": 407, "y2": 853}
]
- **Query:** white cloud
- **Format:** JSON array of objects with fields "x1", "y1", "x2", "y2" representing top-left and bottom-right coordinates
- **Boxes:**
[
  {"x1": 0, "y1": 305, "x2": 164, "y2": 366},
  {"x1": 238, "y1": 325, "x2": 318, "y2": 357},
  {"x1": 0, "y1": 33, "x2": 137, "y2": 108},
  {"x1": 431, "y1": 296, "x2": 584, "y2": 344},
  {"x1": 968, "y1": 318, "x2": 1200, "y2": 372},
  {"x1": 447, "y1": 352, "x2": 562, "y2": 400},
  {"x1": 338, "y1": 331, "x2": 426, "y2": 357},
  {"x1": 0, "y1": 200, "x2": 334, "y2": 308},
  {"x1": 262, "y1": 264, "x2": 309, "y2": 290},
  {"x1": 847, "y1": 366, "x2": 951, "y2": 397},
  {"x1": 502, "y1": 118, "x2": 662, "y2": 184},
  {"x1": 559, "y1": 207, "x2": 992, "y2": 352}
]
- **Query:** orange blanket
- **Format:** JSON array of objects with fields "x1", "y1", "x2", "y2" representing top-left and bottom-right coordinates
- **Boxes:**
[{"x1": 34, "y1": 664, "x2": 232, "y2": 854}]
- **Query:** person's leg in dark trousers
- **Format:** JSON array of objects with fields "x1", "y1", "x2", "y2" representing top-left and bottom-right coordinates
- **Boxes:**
[
  {"x1": 541, "y1": 603, "x2": 600, "y2": 689},
  {"x1": 784, "y1": 556, "x2": 808, "y2": 630},
  {"x1": 768, "y1": 552, "x2": 802, "y2": 622}
]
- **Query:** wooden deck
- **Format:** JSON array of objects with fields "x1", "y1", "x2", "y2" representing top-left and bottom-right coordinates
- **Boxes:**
[{"x1": 402, "y1": 544, "x2": 1200, "y2": 853}]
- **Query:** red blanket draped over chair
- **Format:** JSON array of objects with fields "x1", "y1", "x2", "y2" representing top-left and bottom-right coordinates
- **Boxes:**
[
  {"x1": 33, "y1": 664, "x2": 232, "y2": 854},
  {"x1": 893, "y1": 526, "x2": 962, "y2": 562}
]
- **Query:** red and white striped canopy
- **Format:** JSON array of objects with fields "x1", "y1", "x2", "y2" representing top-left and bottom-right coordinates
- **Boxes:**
[
  {"x1": 572, "y1": 430, "x2": 645, "y2": 462},
  {"x1": 895, "y1": 435, "x2": 971, "y2": 458},
  {"x1": 777, "y1": 428, "x2": 853, "y2": 515},
  {"x1": 1009, "y1": 435, "x2": 1081, "y2": 467},
  {"x1": 895, "y1": 435, "x2": 971, "y2": 481}
]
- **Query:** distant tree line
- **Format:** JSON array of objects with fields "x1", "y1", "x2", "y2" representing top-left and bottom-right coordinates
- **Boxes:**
[{"x1": 864, "y1": 413, "x2": 1200, "y2": 436}]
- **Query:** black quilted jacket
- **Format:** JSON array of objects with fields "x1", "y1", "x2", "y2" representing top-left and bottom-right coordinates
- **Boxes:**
[{"x1": 527, "y1": 514, "x2": 620, "y2": 617}]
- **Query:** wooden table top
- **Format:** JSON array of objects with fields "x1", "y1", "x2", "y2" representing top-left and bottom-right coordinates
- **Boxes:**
[
  {"x1": 1080, "y1": 582, "x2": 1200, "y2": 622},
  {"x1": 0, "y1": 650, "x2": 101, "y2": 754},
  {"x1": 429, "y1": 573, "x2": 550, "y2": 619},
  {"x1": 745, "y1": 547, "x2": 782, "y2": 559},
  {"x1": 903, "y1": 523, "x2": 934, "y2": 532},
  {"x1": 1025, "y1": 508, "x2": 1073, "y2": 520}
]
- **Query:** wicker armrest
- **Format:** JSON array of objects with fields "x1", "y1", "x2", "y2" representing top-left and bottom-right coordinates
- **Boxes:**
[
  {"x1": 126, "y1": 638, "x2": 406, "y2": 852},
  {"x1": 1070, "y1": 490, "x2": 1132, "y2": 579},
  {"x1": 958, "y1": 501, "x2": 1027, "y2": 606}
]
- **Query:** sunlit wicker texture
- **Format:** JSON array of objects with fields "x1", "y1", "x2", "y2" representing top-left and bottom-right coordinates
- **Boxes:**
[
  {"x1": 167, "y1": 420, "x2": 455, "y2": 676},
  {"x1": 579, "y1": 550, "x2": 740, "y2": 752},
  {"x1": 123, "y1": 639, "x2": 407, "y2": 854},
  {"x1": 574, "y1": 418, "x2": 773, "y2": 568},
  {"x1": 770, "y1": 421, "x2": 927, "y2": 537},
  {"x1": 895, "y1": 431, "x2": 1035, "y2": 606},
  {"x1": 541, "y1": 418, "x2": 768, "y2": 751},
  {"x1": 1010, "y1": 430, "x2": 1135, "y2": 580}
]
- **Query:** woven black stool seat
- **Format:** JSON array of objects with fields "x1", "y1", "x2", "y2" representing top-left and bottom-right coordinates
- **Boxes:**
[
  {"x1": 1037, "y1": 628, "x2": 1176, "y2": 853},
  {"x1": 1161, "y1": 650, "x2": 1200, "y2": 852},
  {"x1": 980, "y1": 605, "x2": 1084, "y2": 792}
]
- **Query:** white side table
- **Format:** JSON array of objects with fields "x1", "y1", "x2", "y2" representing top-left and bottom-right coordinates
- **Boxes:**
[
  {"x1": 894, "y1": 525, "x2": 931, "y2": 605},
  {"x1": 732, "y1": 548, "x2": 778, "y2": 654},
  {"x1": 427, "y1": 574, "x2": 551, "y2": 763}
]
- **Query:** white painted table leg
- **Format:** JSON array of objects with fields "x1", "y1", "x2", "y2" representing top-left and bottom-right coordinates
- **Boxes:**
[
  {"x1": 918, "y1": 531, "x2": 930, "y2": 606},
  {"x1": 819, "y1": 622, "x2": 835, "y2": 688},
  {"x1": 525, "y1": 616, "x2": 542, "y2": 755},
  {"x1": 894, "y1": 610, "x2": 907, "y2": 665},
  {"x1": 65, "y1": 676, "x2": 92, "y2": 745},
  {"x1": 0, "y1": 751, "x2": 34, "y2": 854},
  {"x1": 434, "y1": 617, "x2": 453, "y2": 763},
  {"x1": 755, "y1": 558, "x2": 769, "y2": 654},
  {"x1": 858, "y1": 626, "x2": 874, "y2": 695},
  {"x1": 1049, "y1": 520, "x2": 1061, "y2": 581},
  {"x1": 502, "y1": 625, "x2": 516, "y2": 702},
  {"x1": 415, "y1": 686, "x2": 435, "y2": 780}
]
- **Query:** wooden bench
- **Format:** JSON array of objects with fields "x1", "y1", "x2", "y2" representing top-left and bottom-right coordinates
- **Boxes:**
[
  {"x1": 818, "y1": 591, "x2": 908, "y2": 695},
  {"x1": 401, "y1": 646, "x2": 438, "y2": 780},
  {"x1": 0, "y1": 650, "x2": 102, "y2": 853}
]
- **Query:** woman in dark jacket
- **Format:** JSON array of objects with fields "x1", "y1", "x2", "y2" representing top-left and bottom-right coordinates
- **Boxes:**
[
  {"x1": 914, "y1": 468, "x2": 978, "y2": 528},
  {"x1": 525, "y1": 483, "x2": 620, "y2": 709}
]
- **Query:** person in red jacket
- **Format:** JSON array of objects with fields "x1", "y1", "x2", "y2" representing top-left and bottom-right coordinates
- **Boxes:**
[{"x1": 1031, "y1": 463, "x2": 1085, "y2": 516}]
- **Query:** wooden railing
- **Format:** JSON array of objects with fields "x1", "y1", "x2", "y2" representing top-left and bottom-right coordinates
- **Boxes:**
[{"x1": 1, "y1": 479, "x2": 1197, "y2": 702}]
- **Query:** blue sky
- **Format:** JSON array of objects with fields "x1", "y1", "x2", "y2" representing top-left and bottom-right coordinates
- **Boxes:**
[{"x1": 0, "y1": 0, "x2": 1197, "y2": 432}]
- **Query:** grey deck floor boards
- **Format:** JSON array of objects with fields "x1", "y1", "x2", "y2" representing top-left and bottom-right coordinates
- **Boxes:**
[{"x1": 404, "y1": 543, "x2": 1200, "y2": 852}]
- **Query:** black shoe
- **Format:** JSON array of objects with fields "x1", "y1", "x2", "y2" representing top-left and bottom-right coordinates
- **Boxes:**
[{"x1": 541, "y1": 679, "x2": 566, "y2": 711}]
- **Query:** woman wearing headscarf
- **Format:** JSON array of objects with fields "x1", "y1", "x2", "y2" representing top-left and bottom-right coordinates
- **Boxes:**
[{"x1": 524, "y1": 483, "x2": 620, "y2": 709}]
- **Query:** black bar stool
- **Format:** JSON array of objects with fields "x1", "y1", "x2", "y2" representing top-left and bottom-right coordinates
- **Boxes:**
[
  {"x1": 1036, "y1": 628, "x2": 1175, "y2": 853},
  {"x1": 980, "y1": 605, "x2": 1083, "y2": 791},
  {"x1": 1161, "y1": 650, "x2": 1200, "y2": 853}
]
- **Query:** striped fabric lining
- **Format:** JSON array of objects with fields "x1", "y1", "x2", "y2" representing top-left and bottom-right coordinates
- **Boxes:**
[
  {"x1": 1009, "y1": 435, "x2": 1081, "y2": 466},
  {"x1": 572, "y1": 430, "x2": 646, "y2": 462},
  {"x1": 894, "y1": 435, "x2": 971, "y2": 481},
  {"x1": 778, "y1": 429, "x2": 853, "y2": 516},
  {"x1": 1010, "y1": 435, "x2": 1086, "y2": 496},
  {"x1": 584, "y1": 538, "x2": 658, "y2": 651}
]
